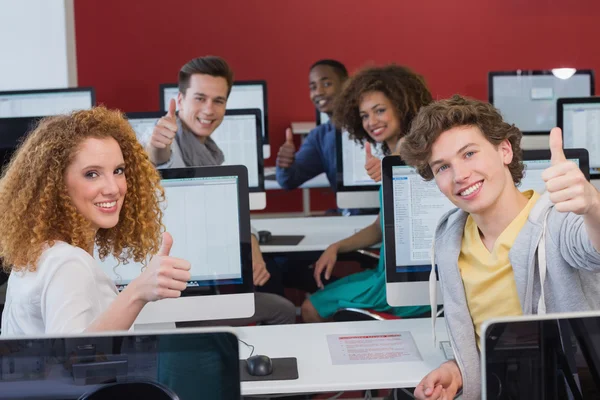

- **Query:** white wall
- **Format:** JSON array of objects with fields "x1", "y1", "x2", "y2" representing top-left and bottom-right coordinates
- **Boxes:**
[{"x1": 0, "y1": 0, "x2": 77, "y2": 91}]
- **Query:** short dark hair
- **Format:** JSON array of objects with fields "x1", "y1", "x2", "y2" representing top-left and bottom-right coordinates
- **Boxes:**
[
  {"x1": 332, "y1": 64, "x2": 432, "y2": 155},
  {"x1": 178, "y1": 56, "x2": 234, "y2": 97},
  {"x1": 400, "y1": 95, "x2": 524, "y2": 184},
  {"x1": 310, "y1": 59, "x2": 348, "y2": 80}
]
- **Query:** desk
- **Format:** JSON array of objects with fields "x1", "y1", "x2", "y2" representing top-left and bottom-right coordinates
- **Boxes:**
[
  {"x1": 251, "y1": 215, "x2": 377, "y2": 253},
  {"x1": 237, "y1": 318, "x2": 449, "y2": 396}
]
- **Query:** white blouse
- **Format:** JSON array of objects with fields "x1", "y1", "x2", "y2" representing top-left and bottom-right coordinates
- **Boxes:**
[{"x1": 1, "y1": 241, "x2": 118, "y2": 336}]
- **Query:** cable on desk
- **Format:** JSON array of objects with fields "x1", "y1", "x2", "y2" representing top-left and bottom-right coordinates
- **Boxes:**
[{"x1": 238, "y1": 338, "x2": 255, "y2": 358}]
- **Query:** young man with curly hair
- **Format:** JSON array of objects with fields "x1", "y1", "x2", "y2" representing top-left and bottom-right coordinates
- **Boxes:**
[
  {"x1": 400, "y1": 95, "x2": 600, "y2": 400},
  {"x1": 301, "y1": 64, "x2": 433, "y2": 323},
  {"x1": 0, "y1": 107, "x2": 191, "y2": 335}
]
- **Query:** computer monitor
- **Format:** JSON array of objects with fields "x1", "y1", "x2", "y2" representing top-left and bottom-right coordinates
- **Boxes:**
[
  {"x1": 521, "y1": 149, "x2": 590, "y2": 193},
  {"x1": 316, "y1": 109, "x2": 329, "y2": 126},
  {"x1": 382, "y1": 156, "x2": 451, "y2": 307},
  {"x1": 0, "y1": 87, "x2": 95, "y2": 118},
  {"x1": 481, "y1": 312, "x2": 600, "y2": 400},
  {"x1": 139, "y1": 109, "x2": 267, "y2": 210},
  {"x1": 0, "y1": 328, "x2": 241, "y2": 399},
  {"x1": 557, "y1": 97, "x2": 600, "y2": 179},
  {"x1": 382, "y1": 150, "x2": 590, "y2": 307},
  {"x1": 97, "y1": 166, "x2": 254, "y2": 329},
  {"x1": 489, "y1": 70, "x2": 594, "y2": 134},
  {"x1": 336, "y1": 131, "x2": 381, "y2": 209},
  {"x1": 159, "y1": 80, "x2": 271, "y2": 158},
  {"x1": 0, "y1": 116, "x2": 41, "y2": 168}
]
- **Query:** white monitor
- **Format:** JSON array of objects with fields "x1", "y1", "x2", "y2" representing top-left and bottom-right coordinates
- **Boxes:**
[
  {"x1": 382, "y1": 156, "x2": 452, "y2": 307},
  {"x1": 316, "y1": 109, "x2": 329, "y2": 125},
  {"x1": 97, "y1": 166, "x2": 255, "y2": 329},
  {"x1": 335, "y1": 130, "x2": 381, "y2": 209},
  {"x1": 557, "y1": 97, "x2": 600, "y2": 178},
  {"x1": 126, "y1": 109, "x2": 266, "y2": 210},
  {"x1": 489, "y1": 70, "x2": 594, "y2": 134},
  {"x1": 520, "y1": 149, "x2": 590, "y2": 192},
  {"x1": 160, "y1": 81, "x2": 271, "y2": 159},
  {"x1": 0, "y1": 87, "x2": 95, "y2": 118}
]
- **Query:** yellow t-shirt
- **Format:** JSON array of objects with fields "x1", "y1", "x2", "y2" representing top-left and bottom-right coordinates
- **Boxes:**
[{"x1": 458, "y1": 190, "x2": 540, "y2": 346}]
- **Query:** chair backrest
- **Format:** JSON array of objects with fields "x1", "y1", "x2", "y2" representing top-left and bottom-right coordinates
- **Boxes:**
[{"x1": 78, "y1": 380, "x2": 180, "y2": 400}]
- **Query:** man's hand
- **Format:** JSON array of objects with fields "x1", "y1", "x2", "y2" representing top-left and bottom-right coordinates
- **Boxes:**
[
  {"x1": 276, "y1": 128, "x2": 296, "y2": 168},
  {"x1": 542, "y1": 127, "x2": 600, "y2": 215},
  {"x1": 414, "y1": 361, "x2": 462, "y2": 400}
]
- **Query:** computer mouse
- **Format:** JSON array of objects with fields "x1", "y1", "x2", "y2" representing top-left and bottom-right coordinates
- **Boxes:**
[
  {"x1": 258, "y1": 230, "x2": 272, "y2": 245},
  {"x1": 246, "y1": 354, "x2": 273, "y2": 376}
]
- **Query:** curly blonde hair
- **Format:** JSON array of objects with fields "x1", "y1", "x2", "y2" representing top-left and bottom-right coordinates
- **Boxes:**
[
  {"x1": 332, "y1": 64, "x2": 433, "y2": 155},
  {"x1": 0, "y1": 107, "x2": 165, "y2": 272}
]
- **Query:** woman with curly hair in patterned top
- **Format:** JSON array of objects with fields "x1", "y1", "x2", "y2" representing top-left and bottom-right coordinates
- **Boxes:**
[
  {"x1": 0, "y1": 107, "x2": 191, "y2": 335},
  {"x1": 302, "y1": 64, "x2": 433, "y2": 322}
]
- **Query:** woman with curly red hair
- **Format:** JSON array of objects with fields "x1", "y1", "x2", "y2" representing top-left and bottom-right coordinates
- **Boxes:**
[{"x1": 0, "y1": 107, "x2": 191, "y2": 335}]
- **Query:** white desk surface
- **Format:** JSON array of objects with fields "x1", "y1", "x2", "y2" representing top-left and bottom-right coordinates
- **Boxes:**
[
  {"x1": 264, "y1": 166, "x2": 330, "y2": 190},
  {"x1": 251, "y1": 215, "x2": 377, "y2": 253},
  {"x1": 237, "y1": 318, "x2": 448, "y2": 396}
]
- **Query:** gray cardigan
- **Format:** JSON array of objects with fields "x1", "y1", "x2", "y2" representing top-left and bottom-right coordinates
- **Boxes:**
[{"x1": 429, "y1": 191, "x2": 600, "y2": 399}]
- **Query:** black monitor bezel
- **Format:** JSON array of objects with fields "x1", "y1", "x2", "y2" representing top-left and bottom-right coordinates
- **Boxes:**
[
  {"x1": 488, "y1": 69, "x2": 595, "y2": 135},
  {"x1": 157, "y1": 165, "x2": 254, "y2": 296},
  {"x1": 159, "y1": 80, "x2": 269, "y2": 145},
  {"x1": 556, "y1": 96, "x2": 600, "y2": 179},
  {"x1": 0, "y1": 87, "x2": 96, "y2": 116}
]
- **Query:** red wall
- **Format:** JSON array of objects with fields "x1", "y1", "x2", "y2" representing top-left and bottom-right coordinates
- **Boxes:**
[{"x1": 74, "y1": 0, "x2": 600, "y2": 213}]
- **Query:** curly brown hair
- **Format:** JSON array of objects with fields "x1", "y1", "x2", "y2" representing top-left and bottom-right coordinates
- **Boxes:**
[
  {"x1": 400, "y1": 94, "x2": 524, "y2": 183},
  {"x1": 332, "y1": 64, "x2": 432, "y2": 155},
  {"x1": 0, "y1": 106, "x2": 165, "y2": 272}
]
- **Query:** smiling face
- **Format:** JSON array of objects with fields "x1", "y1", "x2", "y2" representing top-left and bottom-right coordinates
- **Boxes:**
[
  {"x1": 178, "y1": 73, "x2": 228, "y2": 141},
  {"x1": 309, "y1": 64, "x2": 344, "y2": 115},
  {"x1": 64, "y1": 137, "x2": 127, "y2": 232},
  {"x1": 429, "y1": 125, "x2": 515, "y2": 217},
  {"x1": 359, "y1": 91, "x2": 401, "y2": 149}
]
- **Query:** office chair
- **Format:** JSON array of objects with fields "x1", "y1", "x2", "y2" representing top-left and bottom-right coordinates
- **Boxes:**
[{"x1": 78, "y1": 380, "x2": 180, "y2": 400}]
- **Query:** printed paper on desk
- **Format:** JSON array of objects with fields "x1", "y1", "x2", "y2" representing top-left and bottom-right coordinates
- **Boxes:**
[{"x1": 326, "y1": 331, "x2": 422, "y2": 365}]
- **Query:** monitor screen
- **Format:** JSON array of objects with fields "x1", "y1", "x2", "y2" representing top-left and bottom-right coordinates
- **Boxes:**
[
  {"x1": 482, "y1": 314, "x2": 600, "y2": 400},
  {"x1": 98, "y1": 174, "x2": 247, "y2": 288},
  {"x1": 388, "y1": 164, "x2": 455, "y2": 271},
  {"x1": 558, "y1": 98, "x2": 600, "y2": 177},
  {"x1": 160, "y1": 81, "x2": 269, "y2": 146},
  {"x1": 335, "y1": 131, "x2": 381, "y2": 209},
  {"x1": 489, "y1": 70, "x2": 594, "y2": 134},
  {"x1": 340, "y1": 131, "x2": 382, "y2": 188},
  {"x1": 0, "y1": 330, "x2": 241, "y2": 400},
  {"x1": 0, "y1": 88, "x2": 95, "y2": 118},
  {"x1": 210, "y1": 109, "x2": 263, "y2": 190},
  {"x1": 316, "y1": 110, "x2": 329, "y2": 125},
  {"x1": 125, "y1": 112, "x2": 163, "y2": 148}
]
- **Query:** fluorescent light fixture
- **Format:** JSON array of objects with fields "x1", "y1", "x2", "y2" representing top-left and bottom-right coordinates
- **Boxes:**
[{"x1": 551, "y1": 68, "x2": 577, "y2": 80}]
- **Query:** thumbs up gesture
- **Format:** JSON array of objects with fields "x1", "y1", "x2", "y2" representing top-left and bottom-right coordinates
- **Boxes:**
[
  {"x1": 130, "y1": 232, "x2": 192, "y2": 303},
  {"x1": 276, "y1": 128, "x2": 296, "y2": 168},
  {"x1": 542, "y1": 127, "x2": 599, "y2": 215},
  {"x1": 364, "y1": 142, "x2": 382, "y2": 182},
  {"x1": 150, "y1": 98, "x2": 178, "y2": 149}
]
